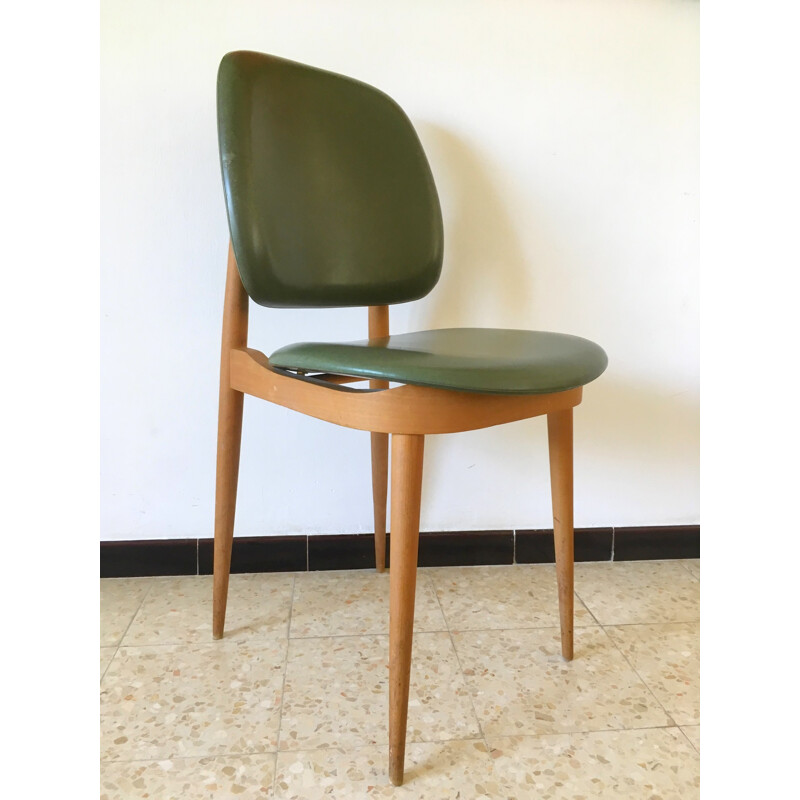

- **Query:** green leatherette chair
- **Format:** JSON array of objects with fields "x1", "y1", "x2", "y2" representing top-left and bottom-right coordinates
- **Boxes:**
[{"x1": 213, "y1": 51, "x2": 607, "y2": 786}]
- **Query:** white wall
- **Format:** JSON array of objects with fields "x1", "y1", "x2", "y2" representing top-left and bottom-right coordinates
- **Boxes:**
[{"x1": 100, "y1": 0, "x2": 699, "y2": 542}]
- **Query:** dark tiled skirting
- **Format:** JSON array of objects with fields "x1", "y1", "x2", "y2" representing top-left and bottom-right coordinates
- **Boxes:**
[{"x1": 100, "y1": 525, "x2": 699, "y2": 578}]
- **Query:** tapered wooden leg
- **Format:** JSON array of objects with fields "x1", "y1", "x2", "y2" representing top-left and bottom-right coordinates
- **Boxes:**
[
  {"x1": 388, "y1": 433, "x2": 424, "y2": 786},
  {"x1": 213, "y1": 243, "x2": 248, "y2": 640},
  {"x1": 547, "y1": 408, "x2": 574, "y2": 661},
  {"x1": 370, "y1": 430, "x2": 389, "y2": 571}
]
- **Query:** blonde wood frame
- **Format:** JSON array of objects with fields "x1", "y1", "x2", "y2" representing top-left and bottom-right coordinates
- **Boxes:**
[
  {"x1": 213, "y1": 243, "x2": 579, "y2": 785},
  {"x1": 229, "y1": 347, "x2": 581, "y2": 434}
]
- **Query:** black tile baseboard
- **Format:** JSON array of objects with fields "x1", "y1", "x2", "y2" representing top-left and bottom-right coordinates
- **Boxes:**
[
  {"x1": 613, "y1": 525, "x2": 700, "y2": 561},
  {"x1": 308, "y1": 530, "x2": 514, "y2": 571},
  {"x1": 100, "y1": 539, "x2": 197, "y2": 578},
  {"x1": 100, "y1": 525, "x2": 699, "y2": 577},
  {"x1": 198, "y1": 535, "x2": 306, "y2": 575},
  {"x1": 418, "y1": 530, "x2": 514, "y2": 567},
  {"x1": 308, "y1": 533, "x2": 377, "y2": 571},
  {"x1": 516, "y1": 528, "x2": 614, "y2": 563}
]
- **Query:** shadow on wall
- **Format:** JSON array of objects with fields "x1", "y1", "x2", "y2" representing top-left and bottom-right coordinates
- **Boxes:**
[
  {"x1": 418, "y1": 374, "x2": 698, "y2": 526},
  {"x1": 403, "y1": 125, "x2": 697, "y2": 520},
  {"x1": 578, "y1": 376, "x2": 699, "y2": 464},
  {"x1": 412, "y1": 123, "x2": 536, "y2": 329}
]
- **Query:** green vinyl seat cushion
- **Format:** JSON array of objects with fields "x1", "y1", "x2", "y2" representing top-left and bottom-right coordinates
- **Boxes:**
[{"x1": 269, "y1": 328, "x2": 608, "y2": 395}]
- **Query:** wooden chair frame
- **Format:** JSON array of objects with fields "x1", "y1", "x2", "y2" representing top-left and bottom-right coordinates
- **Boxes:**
[{"x1": 213, "y1": 242, "x2": 579, "y2": 786}]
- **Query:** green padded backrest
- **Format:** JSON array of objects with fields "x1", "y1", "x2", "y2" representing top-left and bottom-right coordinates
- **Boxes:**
[{"x1": 217, "y1": 51, "x2": 444, "y2": 308}]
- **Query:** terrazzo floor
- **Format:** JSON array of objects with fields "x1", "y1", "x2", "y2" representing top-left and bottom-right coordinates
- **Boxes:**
[{"x1": 100, "y1": 559, "x2": 700, "y2": 799}]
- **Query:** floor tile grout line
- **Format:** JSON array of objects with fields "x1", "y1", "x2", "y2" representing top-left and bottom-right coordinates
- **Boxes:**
[
  {"x1": 114, "y1": 638, "x2": 293, "y2": 651},
  {"x1": 475, "y1": 721, "x2": 698, "y2": 747},
  {"x1": 677, "y1": 724, "x2": 700, "y2": 754},
  {"x1": 275, "y1": 735, "x2": 490, "y2": 757},
  {"x1": 101, "y1": 581, "x2": 148, "y2": 679},
  {"x1": 273, "y1": 572, "x2": 297, "y2": 795},
  {"x1": 286, "y1": 619, "x2": 620, "y2": 643},
  {"x1": 286, "y1": 622, "x2": 602, "y2": 640},
  {"x1": 478, "y1": 720, "x2": 694, "y2": 747},
  {"x1": 100, "y1": 651, "x2": 115, "y2": 684},
  {"x1": 678, "y1": 559, "x2": 700, "y2": 579},
  {"x1": 603, "y1": 619, "x2": 700, "y2": 727},
  {"x1": 426, "y1": 571, "x2": 489, "y2": 751},
  {"x1": 100, "y1": 749, "x2": 280, "y2": 765},
  {"x1": 596, "y1": 619, "x2": 681, "y2": 728},
  {"x1": 108, "y1": 619, "x2": 698, "y2": 648},
  {"x1": 273, "y1": 722, "x2": 701, "y2": 758},
  {"x1": 289, "y1": 628, "x2": 453, "y2": 641},
  {"x1": 573, "y1": 587, "x2": 603, "y2": 628},
  {"x1": 102, "y1": 577, "x2": 156, "y2": 678},
  {"x1": 586, "y1": 618, "x2": 700, "y2": 627},
  {"x1": 99, "y1": 721, "x2": 697, "y2": 766}
]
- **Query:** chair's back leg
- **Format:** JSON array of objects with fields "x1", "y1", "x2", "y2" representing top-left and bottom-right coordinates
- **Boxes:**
[
  {"x1": 213, "y1": 242, "x2": 249, "y2": 640},
  {"x1": 388, "y1": 432, "x2": 424, "y2": 786},
  {"x1": 370, "y1": 431, "x2": 389, "y2": 571},
  {"x1": 547, "y1": 408, "x2": 574, "y2": 661},
  {"x1": 369, "y1": 306, "x2": 390, "y2": 572}
]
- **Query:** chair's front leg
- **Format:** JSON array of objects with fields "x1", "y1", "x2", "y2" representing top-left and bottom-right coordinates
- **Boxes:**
[
  {"x1": 547, "y1": 408, "x2": 574, "y2": 661},
  {"x1": 388, "y1": 433, "x2": 424, "y2": 786}
]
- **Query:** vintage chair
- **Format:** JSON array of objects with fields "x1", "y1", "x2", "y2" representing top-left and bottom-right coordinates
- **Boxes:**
[{"x1": 214, "y1": 50, "x2": 607, "y2": 785}]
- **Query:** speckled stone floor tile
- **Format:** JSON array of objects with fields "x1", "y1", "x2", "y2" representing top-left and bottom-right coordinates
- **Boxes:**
[
  {"x1": 99, "y1": 561, "x2": 701, "y2": 796},
  {"x1": 606, "y1": 622, "x2": 699, "y2": 725},
  {"x1": 681, "y1": 724, "x2": 700, "y2": 752},
  {"x1": 100, "y1": 577, "x2": 152, "y2": 646},
  {"x1": 453, "y1": 627, "x2": 671, "y2": 737},
  {"x1": 100, "y1": 753, "x2": 277, "y2": 799},
  {"x1": 272, "y1": 728, "x2": 701, "y2": 799},
  {"x1": 274, "y1": 740, "x2": 496, "y2": 798},
  {"x1": 121, "y1": 573, "x2": 294, "y2": 645},
  {"x1": 486, "y1": 728, "x2": 700, "y2": 799},
  {"x1": 290, "y1": 570, "x2": 446, "y2": 637},
  {"x1": 574, "y1": 561, "x2": 699, "y2": 625},
  {"x1": 101, "y1": 647, "x2": 116, "y2": 680},
  {"x1": 428, "y1": 564, "x2": 597, "y2": 631},
  {"x1": 279, "y1": 633, "x2": 480, "y2": 751},
  {"x1": 101, "y1": 639, "x2": 287, "y2": 761}
]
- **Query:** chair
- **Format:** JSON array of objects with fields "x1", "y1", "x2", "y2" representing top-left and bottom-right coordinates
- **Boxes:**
[{"x1": 213, "y1": 50, "x2": 607, "y2": 786}]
